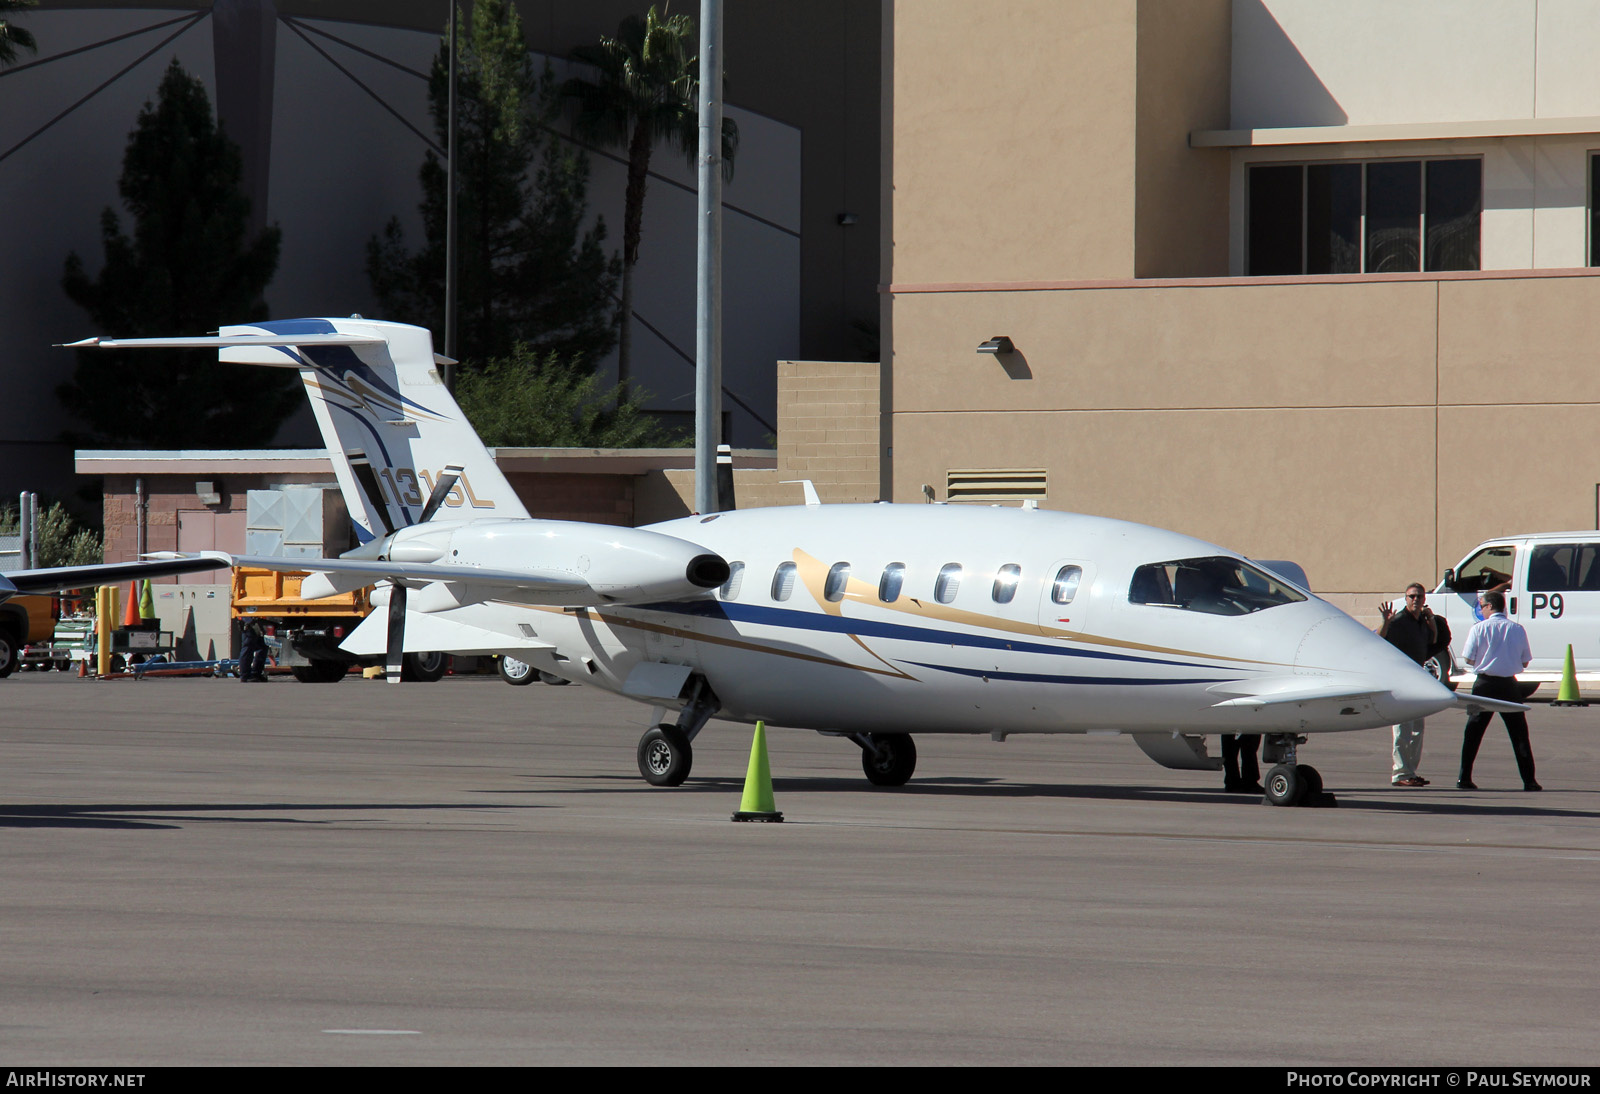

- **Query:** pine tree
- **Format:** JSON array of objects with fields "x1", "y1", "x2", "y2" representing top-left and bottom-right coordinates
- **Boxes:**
[
  {"x1": 59, "y1": 59, "x2": 294, "y2": 447},
  {"x1": 367, "y1": 0, "x2": 619, "y2": 368}
]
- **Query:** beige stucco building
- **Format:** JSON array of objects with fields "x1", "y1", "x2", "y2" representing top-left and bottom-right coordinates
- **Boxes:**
[{"x1": 881, "y1": 0, "x2": 1600, "y2": 618}]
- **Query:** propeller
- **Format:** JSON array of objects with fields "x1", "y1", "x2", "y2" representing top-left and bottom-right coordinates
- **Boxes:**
[
  {"x1": 380, "y1": 466, "x2": 460, "y2": 682},
  {"x1": 417, "y1": 464, "x2": 463, "y2": 525},
  {"x1": 385, "y1": 582, "x2": 408, "y2": 684}
]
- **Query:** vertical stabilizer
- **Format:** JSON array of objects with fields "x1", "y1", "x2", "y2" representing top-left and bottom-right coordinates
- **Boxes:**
[{"x1": 219, "y1": 319, "x2": 529, "y2": 538}]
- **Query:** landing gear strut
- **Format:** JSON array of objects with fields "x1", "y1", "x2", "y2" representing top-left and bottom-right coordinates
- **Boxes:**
[
  {"x1": 1260, "y1": 733, "x2": 1334, "y2": 808},
  {"x1": 636, "y1": 676, "x2": 720, "y2": 787}
]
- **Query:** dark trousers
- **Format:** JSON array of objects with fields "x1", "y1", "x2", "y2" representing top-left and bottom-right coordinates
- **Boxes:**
[
  {"x1": 239, "y1": 630, "x2": 268, "y2": 681},
  {"x1": 1461, "y1": 675, "x2": 1536, "y2": 785},
  {"x1": 1222, "y1": 734, "x2": 1260, "y2": 787}
]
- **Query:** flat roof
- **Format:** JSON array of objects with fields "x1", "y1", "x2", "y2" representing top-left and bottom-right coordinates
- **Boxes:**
[
  {"x1": 76, "y1": 449, "x2": 780, "y2": 477},
  {"x1": 76, "y1": 450, "x2": 333, "y2": 474}
]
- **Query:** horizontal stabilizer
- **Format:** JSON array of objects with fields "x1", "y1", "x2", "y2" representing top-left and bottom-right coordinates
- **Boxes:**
[
  {"x1": 340, "y1": 604, "x2": 554, "y2": 657},
  {"x1": 1452, "y1": 693, "x2": 1530, "y2": 715},
  {"x1": 62, "y1": 333, "x2": 383, "y2": 350}
]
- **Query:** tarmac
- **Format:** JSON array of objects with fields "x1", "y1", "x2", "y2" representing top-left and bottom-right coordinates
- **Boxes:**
[{"x1": 2, "y1": 670, "x2": 1599, "y2": 1066}]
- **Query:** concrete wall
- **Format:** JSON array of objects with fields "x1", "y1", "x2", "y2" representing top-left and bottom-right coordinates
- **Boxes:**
[
  {"x1": 1231, "y1": 0, "x2": 1600, "y2": 129},
  {"x1": 1134, "y1": 0, "x2": 1232, "y2": 278},
  {"x1": 776, "y1": 360, "x2": 882, "y2": 504},
  {"x1": 887, "y1": 269, "x2": 1600, "y2": 616},
  {"x1": 886, "y1": 0, "x2": 1140, "y2": 285}
]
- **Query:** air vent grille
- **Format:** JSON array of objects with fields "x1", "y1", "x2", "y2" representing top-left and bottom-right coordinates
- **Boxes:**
[{"x1": 945, "y1": 468, "x2": 1047, "y2": 504}]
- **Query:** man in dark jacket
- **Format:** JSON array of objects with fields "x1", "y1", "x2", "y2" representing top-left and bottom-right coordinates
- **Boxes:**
[{"x1": 1377, "y1": 582, "x2": 1448, "y2": 786}]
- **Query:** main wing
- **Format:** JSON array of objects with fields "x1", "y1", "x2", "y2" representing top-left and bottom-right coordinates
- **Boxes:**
[
  {"x1": 0, "y1": 553, "x2": 232, "y2": 603},
  {"x1": 228, "y1": 553, "x2": 594, "y2": 608}
]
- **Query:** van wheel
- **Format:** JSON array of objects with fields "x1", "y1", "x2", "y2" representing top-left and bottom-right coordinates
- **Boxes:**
[
  {"x1": 401, "y1": 651, "x2": 448, "y2": 683},
  {"x1": 498, "y1": 655, "x2": 536, "y2": 686}
]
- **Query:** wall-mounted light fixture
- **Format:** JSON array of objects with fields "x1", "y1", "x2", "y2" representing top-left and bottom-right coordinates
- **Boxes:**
[
  {"x1": 836, "y1": 212, "x2": 859, "y2": 226},
  {"x1": 195, "y1": 480, "x2": 222, "y2": 507},
  {"x1": 976, "y1": 336, "x2": 1014, "y2": 355}
]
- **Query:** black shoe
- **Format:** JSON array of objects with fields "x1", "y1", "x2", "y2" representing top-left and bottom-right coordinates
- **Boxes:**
[
  {"x1": 1524, "y1": 781, "x2": 1543, "y2": 792},
  {"x1": 1456, "y1": 778, "x2": 1478, "y2": 790}
]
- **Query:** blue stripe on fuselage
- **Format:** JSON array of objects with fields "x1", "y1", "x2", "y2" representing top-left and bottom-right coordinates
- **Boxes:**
[
  {"x1": 902, "y1": 660, "x2": 1235, "y2": 687},
  {"x1": 637, "y1": 598, "x2": 1241, "y2": 672}
]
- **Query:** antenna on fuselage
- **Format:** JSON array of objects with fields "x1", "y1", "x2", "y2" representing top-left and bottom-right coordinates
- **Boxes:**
[{"x1": 780, "y1": 479, "x2": 821, "y2": 506}]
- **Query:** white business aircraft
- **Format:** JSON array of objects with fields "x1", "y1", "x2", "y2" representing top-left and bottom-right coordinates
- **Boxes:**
[{"x1": 67, "y1": 318, "x2": 1522, "y2": 806}]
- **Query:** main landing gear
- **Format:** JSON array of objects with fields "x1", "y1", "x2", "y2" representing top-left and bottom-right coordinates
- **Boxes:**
[
  {"x1": 847, "y1": 732, "x2": 918, "y2": 787},
  {"x1": 1260, "y1": 733, "x2": 1335, "y2": 808},
  {"x1": 636, "y1": 676, "x2": 720, "y2": 787}
]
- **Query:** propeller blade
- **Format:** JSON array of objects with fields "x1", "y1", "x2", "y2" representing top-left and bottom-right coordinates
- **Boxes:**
[
  {"x1": 417, "y1": 464, "x2": 465, "y2": 525},
  {"x1": 386, "y1": 583, "x2": 407, "y2": 684}
]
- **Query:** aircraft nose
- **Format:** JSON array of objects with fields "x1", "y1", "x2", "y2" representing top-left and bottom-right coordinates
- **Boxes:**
[{"x1": 1294, "y1": 610, "x2": 1455, "y2": 722}]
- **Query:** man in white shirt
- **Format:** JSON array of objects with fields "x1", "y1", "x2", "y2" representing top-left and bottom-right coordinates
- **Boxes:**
[{"x1": 1458, "y1": 590, "x2": 1539, "y2": 791}]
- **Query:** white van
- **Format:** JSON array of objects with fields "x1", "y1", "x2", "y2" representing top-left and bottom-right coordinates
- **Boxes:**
[{"x1": 1428, "y1": 532, "x2": 1600, "y2": 696}]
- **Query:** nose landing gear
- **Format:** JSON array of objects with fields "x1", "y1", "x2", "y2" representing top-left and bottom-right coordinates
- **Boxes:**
[{"x1": 1261, "y1": 734, "x2": 1335, "y2": 807}]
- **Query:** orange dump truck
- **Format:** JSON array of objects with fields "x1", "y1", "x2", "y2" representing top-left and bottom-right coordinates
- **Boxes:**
[
  {"x1": 230, "y1": 566, "x2": 447, "y2": 682},
  {"x1": 0, "y1": 593, "x2": 56, "y2": 676}
]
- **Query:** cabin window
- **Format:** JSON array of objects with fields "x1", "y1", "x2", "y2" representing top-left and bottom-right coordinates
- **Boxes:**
[
  {"x1": 1129, "y1": 556, "x2": 1306, "y2": 616},
  {"x1": 879, "y1": 563, "x2": 906, "y2": 602},
  {"x1": 992, "y1": 564, "x2": 1022, "y2": 604},
  {"x1": 772, "y1": 562, "x2": 797, "y2": 602},
  {"x1": 1051, "y1": 565, "x2": 1082, "y2": 604},
  {"x1": 934, "y1": 564, "x2": 962, "y2": 604},
  {"x1": 719, "y1": 562, "x2": 744, "y2": 601},
  {"x1": 824, "y1": 563, "x2": 851, "y2": 603}
]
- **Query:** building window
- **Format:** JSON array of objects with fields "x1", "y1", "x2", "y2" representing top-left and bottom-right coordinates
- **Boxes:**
[
  {"x1": 1591, "y1": 153, "x2": 1600, "y2": 266},
  {"x1": 1248, "y1": 158, "x2": 1480, "y2": 275}
]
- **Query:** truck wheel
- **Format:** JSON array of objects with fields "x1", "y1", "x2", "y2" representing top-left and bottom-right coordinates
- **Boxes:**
[
  {"x1": 0, "y1": 628, "x2": 17, "y2": 678},
  {"x1": 291, "y1": 659, "x2": 347, "y2": 683},
  {"x1": 401, "y1": 651, "x2": 449, "y2": 683}
]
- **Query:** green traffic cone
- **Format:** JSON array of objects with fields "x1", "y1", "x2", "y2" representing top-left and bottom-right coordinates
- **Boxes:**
[
  {"x1": 732, "y1": 720, "x2": 783, "y2": 822},
  {"x1": 139, "y1": 578, "x2": 156, "y2": 621},
  {"x1": 1552, "y1": 643, "x2": 1589, "y2": 707}
]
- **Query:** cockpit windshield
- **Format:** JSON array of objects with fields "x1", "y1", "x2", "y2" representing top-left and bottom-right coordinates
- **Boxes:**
[{"x1": 1128, "y1": 556, "x2": 1307, "y2": 617}]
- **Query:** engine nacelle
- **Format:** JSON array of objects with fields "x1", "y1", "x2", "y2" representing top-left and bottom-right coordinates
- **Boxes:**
[{"x1": 439, "y1": 519, "x2": 728, "y2": 605}]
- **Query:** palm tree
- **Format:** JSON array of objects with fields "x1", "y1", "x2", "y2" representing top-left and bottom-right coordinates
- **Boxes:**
[
  {"x1": 564, "y1": 4, "x2": 737, "y2": 387},
  {"x1": 0, "y1": 0, "x2": 37, "y2": 68}
]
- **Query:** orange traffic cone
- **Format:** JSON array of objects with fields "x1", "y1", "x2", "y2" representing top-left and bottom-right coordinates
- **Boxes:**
[{"x1": 122, "y1": 581, "x2": 141, "y2": 627}]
